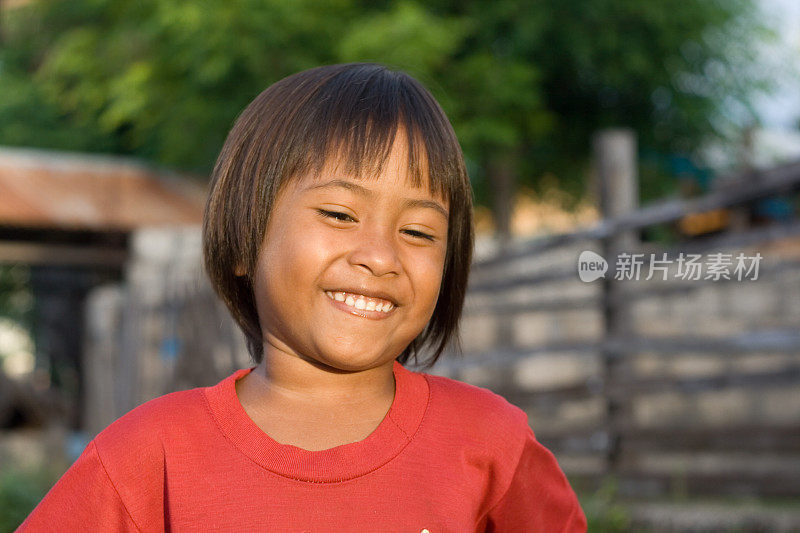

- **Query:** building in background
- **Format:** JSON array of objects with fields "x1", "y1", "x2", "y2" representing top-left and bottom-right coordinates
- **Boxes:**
[{"x1": 0, "y1": 146, "x2": 206, "y2": 437}]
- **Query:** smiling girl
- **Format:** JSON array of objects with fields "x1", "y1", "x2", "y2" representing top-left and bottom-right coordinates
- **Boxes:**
[{"x1": 20, "y1": 63, "x2": 587, "y2": 532}]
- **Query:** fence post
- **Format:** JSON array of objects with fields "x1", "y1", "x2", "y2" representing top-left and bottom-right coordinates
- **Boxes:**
[{"x1": 593, "y1": 128, "x2": 638, "y2": 478}]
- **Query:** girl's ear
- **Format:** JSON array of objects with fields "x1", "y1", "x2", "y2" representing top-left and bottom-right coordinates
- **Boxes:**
[{"x1": 234, "y1": 264, "x2": 247, "y2": 277}]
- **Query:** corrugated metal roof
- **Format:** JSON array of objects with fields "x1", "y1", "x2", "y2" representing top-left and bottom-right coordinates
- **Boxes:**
[{"x1": 0, "y1": 147, "x2": 207, "y2": 230}]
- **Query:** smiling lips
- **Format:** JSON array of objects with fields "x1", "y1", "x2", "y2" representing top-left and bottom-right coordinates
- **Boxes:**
[{"x1": 325, "y1": 291, "x2": 395, "y2": 313}]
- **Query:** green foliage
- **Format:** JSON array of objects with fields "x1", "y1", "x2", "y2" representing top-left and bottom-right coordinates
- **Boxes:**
[
  {"x1": 0, "y1": 464, "x2": 56, "y2": 533},
  {"x1": 0, "y1": 0, "x2": 774, "y2": 207},
  {"x1": 1, "y1": 0, "x2": 357, "y2": 170},
  {"x1": 580, "y1": 477, "x2": 634, "y2": 532},
  {"x1": 337, "y1": 1, "x2": 470, "y2": 75}
]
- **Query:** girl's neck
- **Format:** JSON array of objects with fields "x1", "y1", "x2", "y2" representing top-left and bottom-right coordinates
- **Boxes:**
[{"x1": 235, "y1": 348, "x2": 397, "y2": 451}]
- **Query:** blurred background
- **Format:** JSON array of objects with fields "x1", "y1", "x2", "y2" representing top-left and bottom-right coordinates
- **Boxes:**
[{"x1": 1, "y1": 0, "x2": 799, "y2": 531}]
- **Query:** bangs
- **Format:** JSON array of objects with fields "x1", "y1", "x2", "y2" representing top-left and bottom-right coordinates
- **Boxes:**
[{"x1": 277, "y1": 64, "x2": 457, "y2": 201}]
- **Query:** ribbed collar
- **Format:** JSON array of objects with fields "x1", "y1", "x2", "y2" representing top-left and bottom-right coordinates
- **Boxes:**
[{"x1": 204, "y1": 360, "x2": 429, "y2": 483}]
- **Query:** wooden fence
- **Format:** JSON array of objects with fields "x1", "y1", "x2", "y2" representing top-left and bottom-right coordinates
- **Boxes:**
[{"x1": 432, "y1": 132, "x2": 800, "y2": 499}]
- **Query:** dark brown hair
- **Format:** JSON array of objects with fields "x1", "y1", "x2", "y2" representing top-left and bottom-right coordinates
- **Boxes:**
[{"x1": 202, "y1": 63, "x2": 473, "y2": 368}]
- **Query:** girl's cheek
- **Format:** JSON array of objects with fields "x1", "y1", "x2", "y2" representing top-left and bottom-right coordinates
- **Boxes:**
[{"x1": 418, "y1": 254, "x2": 446, "y2": 286}]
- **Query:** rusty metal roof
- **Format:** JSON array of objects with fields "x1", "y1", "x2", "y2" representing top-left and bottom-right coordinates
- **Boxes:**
[{"x1": 0, "y1": 147, "x2": 207, "y2": 231}]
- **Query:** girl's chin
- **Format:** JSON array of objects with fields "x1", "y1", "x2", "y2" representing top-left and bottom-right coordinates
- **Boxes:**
[{"x1": 308, "y1": 350, "x2": 398, "y2": 373}]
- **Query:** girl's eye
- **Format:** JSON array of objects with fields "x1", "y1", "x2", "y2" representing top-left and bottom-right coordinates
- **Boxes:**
[
  {"x1": 317, "y1": 209, "x2": 355, "y2": 222},
  {"x1": 403, "y1": 229, "x2": 436, "y2": 242}
]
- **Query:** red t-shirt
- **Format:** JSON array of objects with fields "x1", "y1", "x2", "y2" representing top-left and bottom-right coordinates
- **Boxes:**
[{"x1": 19, "y1": 361, "x2": 587, "y2": 532}]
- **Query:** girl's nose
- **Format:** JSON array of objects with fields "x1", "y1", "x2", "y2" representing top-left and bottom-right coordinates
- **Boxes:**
[{"x1": 347, "y1": 225, "x2": 402, "y2": 277}]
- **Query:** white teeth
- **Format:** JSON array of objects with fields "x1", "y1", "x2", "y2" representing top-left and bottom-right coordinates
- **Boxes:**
[{"x1": 326, "y1": 290, "x2": 395, "y2": 313}]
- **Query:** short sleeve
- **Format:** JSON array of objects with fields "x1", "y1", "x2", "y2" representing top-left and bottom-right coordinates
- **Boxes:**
[
  {"x1": 484, "y1": 427, "x2": 587, "y2": 532},
  {"x1": 16, "y1": 440, "x2": 140, "y2": 532}
]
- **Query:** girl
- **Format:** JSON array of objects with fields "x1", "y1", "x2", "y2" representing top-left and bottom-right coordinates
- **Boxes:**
[{"x1": 20, "y1": 63, "x2": 587, "y2": 532}]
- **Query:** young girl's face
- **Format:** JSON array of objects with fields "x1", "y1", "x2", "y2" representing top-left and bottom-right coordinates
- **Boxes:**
[{"x1": 250, "y1": 136, "x2": 449, "y2": 371}]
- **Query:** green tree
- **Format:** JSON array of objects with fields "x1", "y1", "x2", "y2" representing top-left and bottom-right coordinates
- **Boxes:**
[
  {"x1": 437, "y1": 0, "x2": 771, "y2": 240},
  {"x1": 1, "y1": 0, "x2": 358, "y2": 171},
  {"x1": 0, "y1": 0, "x2": 774, "y2": 240}
]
